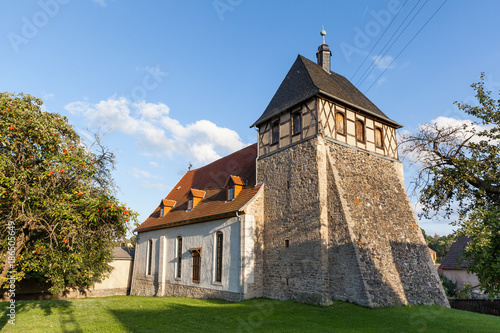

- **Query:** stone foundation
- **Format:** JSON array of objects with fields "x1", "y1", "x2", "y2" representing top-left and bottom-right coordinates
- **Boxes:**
[{"x1": 256, "y1": 136, "x2": 449, "y2": 307}]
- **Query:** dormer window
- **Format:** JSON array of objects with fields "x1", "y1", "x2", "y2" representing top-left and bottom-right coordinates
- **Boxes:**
[
  {"x1": 188, "y1": 189, "x2": 205, "y2": 211},
  {"x1": 159, "y1": 199, "x2": 176, "y2": 217},
  {"x1": 225, "y1": 175, "x2": 245, "y2": 202}
]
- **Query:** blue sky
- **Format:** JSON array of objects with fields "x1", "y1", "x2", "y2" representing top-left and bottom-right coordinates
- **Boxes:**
[{"x1": 1, "y1": 0, "x2": 499, "y2": 236}]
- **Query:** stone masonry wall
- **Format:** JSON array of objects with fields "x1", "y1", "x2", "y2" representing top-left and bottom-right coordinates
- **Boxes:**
[
  {"x1": 242, "y1": 188, "x2": 265, "y2": 299},
  {"x1": 324, "y1": 138, "x2": 449, "y2": 307},
  {"x1": 257, "y1": 138, "x2": 327, "y2": 300}
]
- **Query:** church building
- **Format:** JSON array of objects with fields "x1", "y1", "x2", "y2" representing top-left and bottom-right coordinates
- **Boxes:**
[{"x1": 130, "y1": 32, "x2": 449, "y2": 308}]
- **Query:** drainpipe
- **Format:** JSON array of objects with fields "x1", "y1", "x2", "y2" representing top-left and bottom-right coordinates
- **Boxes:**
[{"x1": 236, "y1": 211, "x2": 243, "y2": 302}]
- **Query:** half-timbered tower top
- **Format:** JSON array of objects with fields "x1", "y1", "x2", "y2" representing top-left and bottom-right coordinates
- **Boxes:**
[{"x1": 252, "y1": 30, "x2": 402, "y2": 160}]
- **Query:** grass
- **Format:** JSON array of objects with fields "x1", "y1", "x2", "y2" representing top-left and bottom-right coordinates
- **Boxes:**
[{"x1": 0, "y1": 296, "x2": 499, "y2": 332}]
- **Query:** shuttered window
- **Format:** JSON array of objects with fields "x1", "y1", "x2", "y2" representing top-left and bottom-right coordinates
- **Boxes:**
[
  {"x1": 146, "y1": 239, "x2": 153, "y2": 276},
  {"x1": 215, "y1": 232, "x2": 223, "y2": 282},
  {"x1": 336, "y1": 112, "x2": 345, "y2": 135},
  {"x1": 356, "y1": 120, "x2": 365, "y2": 142}
]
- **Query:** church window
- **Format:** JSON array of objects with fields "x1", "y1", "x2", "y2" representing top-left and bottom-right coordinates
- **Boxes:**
[
  {"x1": 215, "y1": 231, "x2": 223, "y2": 282},
  {"x1": 146, "y1": 239, "x2": 153, "y2": 276},
  {"x1": 271, "y1": 121, "x2": 280, "y2": 145},
  {"x1": 192, "y1": 249, "x2": 201, "y2": 283},
  {"x1": 228, "y1": 187, "x2": 234, "y2": 201},
  {"x1": 375, "y1": 127, "x2": 383, "y2": 148},
  {"x1": 292, "y1": 111, "x2": 302, "y2": 135},
  {"x1": 356, "y1": 120, "x2": 365, "y2": 142},
  {"x1": 176, "y1": 237, "x2": 182, "y2": 278},
  {"x1": 336, "y1": 112, "x2": 345, "y2": 135}
]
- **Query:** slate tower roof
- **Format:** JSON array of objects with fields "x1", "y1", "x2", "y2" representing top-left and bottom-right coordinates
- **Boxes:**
[{"x1": 252, "y1": 54, "x2": 402, "y2": 129}]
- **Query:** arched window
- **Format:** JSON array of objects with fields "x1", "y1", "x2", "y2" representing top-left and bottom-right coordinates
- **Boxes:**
[
  {"x1": 375, "y1": 128, "x2": 383, "y2": 148},
  {"x1": 356, "y1": 120, "x2": 365, "y2": 142},
  {"x1": 146, "y1": 239, "x2": 153, "y2": 276},
  {"x1": 215, "y1": 231, "x2": 223, "y2": 282},
  {"x1": 176, "y1": 236, "x2": 182, "y2": 278},
  {"x1": 335, "y1": 112, "x2": 345, "y2": 135}
]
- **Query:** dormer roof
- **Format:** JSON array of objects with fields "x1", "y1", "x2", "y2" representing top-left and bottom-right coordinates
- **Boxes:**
[
  {"x1": 190, "y1": 188, "x2": 206, "y2": 198},
  {"x1": 225, "y1": 175, "x2": 246, "y2": 187},
  {"x1": 251, "y1": 55, "x2": 402, "y2": 129}
]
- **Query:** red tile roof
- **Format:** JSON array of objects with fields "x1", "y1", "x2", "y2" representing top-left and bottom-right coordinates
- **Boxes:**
[{"x1": 135, "y1": 144, "x2": 259, "y2": 232}]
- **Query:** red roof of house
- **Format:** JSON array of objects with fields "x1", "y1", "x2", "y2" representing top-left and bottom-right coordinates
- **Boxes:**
[{"x1": 135, "y1": 144, "x2": 259, "y2": 232}]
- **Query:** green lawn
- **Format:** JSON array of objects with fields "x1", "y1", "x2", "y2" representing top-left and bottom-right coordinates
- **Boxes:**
[{"x1": 0, "y1": 296, "x2": 498, "y2": 332}]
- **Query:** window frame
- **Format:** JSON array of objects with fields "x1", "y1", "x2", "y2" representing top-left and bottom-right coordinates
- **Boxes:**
[
  {"x1": 146, "y1": 239, "x2": 153, "y2": 276},
  {"x1": 227, "y1": 187, "x2": 234, "y2": 201},
  {"x1": 187, "y1": 198, "x2": 193, "y2": 211},
  {"x1": 335, "y1": 112, "x2": 346, "y2": 135},
  {"x1": 292, "y1": 111, "x2": 302, "y2": 136},
  {"x1": 176, "y1": 236, "x2": 182, "y2": 279},
  {"x1": 215, "y1": 231, "x2": 223, "y2": 283},
  {"x1": 160, "y1": 207, "x2": 164, "y2": 218},
  {"x1": 375, "y1": 127, "x2": 383, "y2": 148},
  {"x1": 355, "y1": 119, "x2": 365, "y2": 142},
  {"x1": 192, "y1": 250, "x2": 201, "y2": 283},
  {"x1": 271, "y1": 120, "x2": 280, "y2": 145}
]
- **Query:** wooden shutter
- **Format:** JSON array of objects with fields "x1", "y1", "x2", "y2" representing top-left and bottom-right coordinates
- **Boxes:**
[{"x1": 336, "y1": 113, "x2": 345, "y2": 134}]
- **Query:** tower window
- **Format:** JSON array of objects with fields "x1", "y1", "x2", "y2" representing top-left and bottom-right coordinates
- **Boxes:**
[
  {"x1": 192, "y1": 250, "x2": 201, "y2": 283},
  {"x1": 336, "y1": 112, "x2": 345, "y2": 135},
  {"x1": 356, "y1": 120, "x2": 365, "y2": 142},
  {"x1": 215, "y1": 231, "x2": 223, "y2": 282},
  {"x1": 292, "y1": 112, "x2": 302, "y2": 135},
  {"x1": 375, "y1": 127, "x2": 383, "y2": 148},
  {"x1": 271, "y1": 121, "x2": 280, "y2": 145}
]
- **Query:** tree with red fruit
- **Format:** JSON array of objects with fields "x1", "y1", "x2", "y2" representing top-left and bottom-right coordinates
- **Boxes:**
[{"x1": 0, "y1": 92, "x2": 137, "y2": 294}]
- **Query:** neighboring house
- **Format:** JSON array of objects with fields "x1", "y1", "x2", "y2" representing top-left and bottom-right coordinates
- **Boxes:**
[
  {"x1": 428, "y1": 247, "x2": 437, "y2": 264},
  {"x1": 2, "y1": 246, "x2": 135, "y2": 300},
  {"x1": 439, "y1": 236, "x2": 479, "y2": 290},
  {"x1": 131, "y1": 34, "x2": 449, "y2": 308}
]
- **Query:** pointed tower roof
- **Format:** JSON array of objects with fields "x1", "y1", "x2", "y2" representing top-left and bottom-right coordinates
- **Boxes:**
[{"x1": 251, "y1": 55, "x2": 402, "y2": 128}]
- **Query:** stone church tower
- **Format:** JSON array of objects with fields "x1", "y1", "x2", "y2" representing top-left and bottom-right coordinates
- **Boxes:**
[{"x1": 252, "y1": 32, "x2": 449, "y2": 307}]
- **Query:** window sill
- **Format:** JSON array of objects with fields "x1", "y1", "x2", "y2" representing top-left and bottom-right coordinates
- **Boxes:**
[{"x1": 291, "y1": 132, "x2": 302, "y2": 137}]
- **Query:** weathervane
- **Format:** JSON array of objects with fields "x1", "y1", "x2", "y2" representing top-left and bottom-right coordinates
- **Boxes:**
[{"x1": 320, "y1": 26, "x2": 327, "y2": 44}]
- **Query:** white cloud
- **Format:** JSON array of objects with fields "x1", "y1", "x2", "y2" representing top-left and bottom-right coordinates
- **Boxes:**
[
  {"x1": 371, "y1": 55, "x2": 395, "y2": 70},
  {"x1": 93, "y1": 0, "x2": 109, "y2": 7},
  {"x1": 132, "y1": 168, "x2": 155, "y2": 179},
  {"x1": 141, "y1": 181, "x2": 168, "y2": 192},
  {"x1": 149, "y1": 161, "x2": 159, "y2": 168},
  {"x1": 65, "y1": 97, "x2": 246, "y2": 164}
]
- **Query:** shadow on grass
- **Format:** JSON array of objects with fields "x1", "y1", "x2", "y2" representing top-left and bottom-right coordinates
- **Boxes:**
[
  {"x1": 0, "y1": 299, "x2": 83, "y2": 332},
  {"x1": 109, "y1": 298, "x2": 277, "y2": 333}
]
